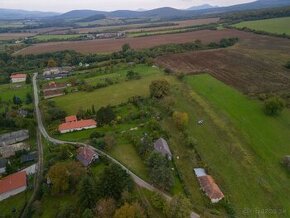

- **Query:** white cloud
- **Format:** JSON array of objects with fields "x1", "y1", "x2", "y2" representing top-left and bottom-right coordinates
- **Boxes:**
[{"x1": 0, "y1": 0, "x2": 255, "y2": 12}]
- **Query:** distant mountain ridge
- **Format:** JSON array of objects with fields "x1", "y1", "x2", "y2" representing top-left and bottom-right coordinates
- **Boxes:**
[
  {"x1": 187, "y1": 4, "x2": 217, "y2": 11},
  {"x1": 0, "y1": 8, "x2": 59, "y2": 20},
  {"x1": 55, "y1": 0, "x2": 290, "y2": 20},
  {"x1": 1, "y1": 0, "x2": 290, "y2": 21}
]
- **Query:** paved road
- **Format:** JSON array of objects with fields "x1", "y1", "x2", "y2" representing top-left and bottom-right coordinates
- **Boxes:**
[{"x1": 32, "y1": 73, "x2": 199, "y2": 218}]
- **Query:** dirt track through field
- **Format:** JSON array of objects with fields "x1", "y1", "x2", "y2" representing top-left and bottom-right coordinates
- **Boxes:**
[{"x1": 15, "y1": 29, "x2": 251, "y2": 55}]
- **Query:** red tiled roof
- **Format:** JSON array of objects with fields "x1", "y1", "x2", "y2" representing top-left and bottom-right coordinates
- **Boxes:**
[
  {"x1": 44, "y1": 89, "x2": 64, "y2": 97},
  {"x1": 10, "y1": 74, "x2": 27, "y2": 79},
  {"x1": 0, "y1": 171, "x2": 27, "y2": 194},
  {"x1": 77, "y1": 146, "x2": 98, "y2": 166},
  {"x1": 59, "y1": 119, "x2": 97, "y2": 132},
  {"x1": 43, "y1": 82, "x2": 66, "y2": 90},
  {"x1": 198, "y1": 175, "x2": 224, "y2": 200},
  {"x1": 65, "y1": 115, "x2": 77, "y2": 123}
]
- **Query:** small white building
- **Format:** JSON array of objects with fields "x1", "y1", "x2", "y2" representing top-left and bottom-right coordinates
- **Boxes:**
[
  {"x1": 10, "y1": 74, "x2": 27, "y2": 83},
  {"x1": 0, "y1": 171, "x2": 27, "y2": 201},
  {"x1": 21, "y1": 164, "x2": 37, "y2": 175}
]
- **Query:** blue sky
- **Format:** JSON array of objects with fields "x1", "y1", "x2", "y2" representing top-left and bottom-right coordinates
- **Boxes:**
[{"x1": 0, "y1": 0, "x2": 255, "y2": 12}]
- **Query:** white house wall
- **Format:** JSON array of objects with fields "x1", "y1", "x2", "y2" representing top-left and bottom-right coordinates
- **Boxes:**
[{"x1": 0, "y1": 186, "x2": 27, "y2": 201}]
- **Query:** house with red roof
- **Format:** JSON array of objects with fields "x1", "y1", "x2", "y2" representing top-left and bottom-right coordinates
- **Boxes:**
[
  {"x1": 0, "y1": 171, "x2": 27, "y2": 201},
  {"x1": 58, "y1": 115, "x2": 97, "y2": 134},
  {"x1": 194, "y1": 168, "x2": 224, "y2": 203},
  {"x1": 77, "y1": 146, "x2": 99, "y2": 167},
  {"x1": 10, "y1": 73, "x2": 27, "y2": 83}
]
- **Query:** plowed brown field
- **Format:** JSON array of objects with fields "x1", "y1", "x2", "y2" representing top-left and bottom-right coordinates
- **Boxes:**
[
  {"x1": 15, "y1": 29, "x2": 251, "y2": 55},
  {"x1": 155, "y1": 32, "x2": 290, "y2": 104}
]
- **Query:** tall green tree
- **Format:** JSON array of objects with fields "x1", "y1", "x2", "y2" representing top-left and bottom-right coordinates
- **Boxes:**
[
  {"x1": 96, "y1": 106, "x2": 115, "y2": 125},
  {"x1": 114, "y1": 202, "x2": 145, "y2": 218},
  {"x1": 264, "y1": 96, "x2": 285, "y2": 116},
  {"x1": 98, "y1": 164, "x2": 133, "y2": 200},
  {"x1": 147, "y1": 152, "x2": 173, "y2": 191},
  {"x1": 78, "y1": 176, "x2": 97, "y2": 210},
  {"x1": 95, "y1": 198, "x2": 116, "y2": 218},
  {"x1": 149, "y1": 80, "x2": 170, "y2": 99},
  {"x1": 166, "y1": 195, "x2": 192, "y2": 218}
]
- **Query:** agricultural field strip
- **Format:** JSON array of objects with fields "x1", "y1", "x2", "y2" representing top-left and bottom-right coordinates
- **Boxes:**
[
  {"x1": 14, "y1": 29, "x2": 251, "y2": 55},
  {"x1": 233, "y1": 16, "x2": 290, "y2": 35}
]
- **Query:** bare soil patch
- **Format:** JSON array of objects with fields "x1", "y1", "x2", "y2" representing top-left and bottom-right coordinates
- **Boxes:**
[{"x1": 0, "y1": 33, "x2": 36, "y2": 40}]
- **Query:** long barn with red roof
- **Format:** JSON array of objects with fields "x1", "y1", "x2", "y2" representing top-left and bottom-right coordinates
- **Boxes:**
[
  {"x1": 0, "y1": 171, "x2": 27, "y2": 201},
  {"x1": 58, "y1": 115, "x2": 97, "y2": 134}
]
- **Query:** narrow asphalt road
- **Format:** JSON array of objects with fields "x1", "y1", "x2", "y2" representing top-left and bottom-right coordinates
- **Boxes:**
[{"x1": 32, "y1": 73, "x2": 200, "y2": 218}]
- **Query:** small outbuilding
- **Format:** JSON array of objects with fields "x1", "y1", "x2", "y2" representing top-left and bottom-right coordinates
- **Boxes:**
[
  {"x1": 153, "y1": 138, "x2": 172, "y2": 160},
  {"x1": 194, "y1": 168, "x2": 224, "y2": 203}
]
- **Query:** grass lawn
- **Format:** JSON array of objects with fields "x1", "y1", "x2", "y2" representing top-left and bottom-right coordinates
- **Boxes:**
[
  {"x1": 54, "y1": 74, "x2": 175, "y2": 114},
  {"x1": 234, "y1": 17, "x2": 290, "y2": 35},
  {"x1": 84, "y1": 64, "x2": 163, "y2": 85},
  {"x1": 39, "y1": 194, "x2": 77, "y2": 218},
  {"x1": 109, "y1": 142, "x2": 149, "y2": 180},
  {"x1": 0, "y1": 191, "x2": 32, "y2": 217},
  {"x1": 181, "y1": 74, "x2": 290, "y2": 217},
  {"x1": 0, "y1": 83, "x2": 32, "y2": 102}
]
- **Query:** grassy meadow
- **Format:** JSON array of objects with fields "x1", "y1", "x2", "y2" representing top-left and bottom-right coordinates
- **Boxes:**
[
  {"x1": 53, "y1": 65, "x2": 175, "y2": 114},
  {"x1": 44, "y1": 62, "x2": 290, "y2": 216},
  {"x1": 234, "y1": 17, "x2": 290, "y2": 35},
  {"x1": 0, "y1": 83, "x2": 32, "y2": 102},
  {"x1": 181, "y1": 74, "x2": 290, "y2": 216}
]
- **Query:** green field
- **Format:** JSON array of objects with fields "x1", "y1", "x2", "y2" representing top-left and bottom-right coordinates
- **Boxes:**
[
  {"x1": 0, "y1": 83, "x2": 32, "y2": 102},
  {"x1": 234, "y1": 17, "x2": 290, "y2": 35},
  {"x1": 0, "y1": 191, "x2": 32, "y2": 217},
  {"x1": 181, "y1": 74, "x2": 290, "y2": 216},
  {"x1": 53, "y1": 65, "x2": 175, "y2": 114},
  {"x1": 33, "y1": 34, "x2": 83, "y2": 42}
]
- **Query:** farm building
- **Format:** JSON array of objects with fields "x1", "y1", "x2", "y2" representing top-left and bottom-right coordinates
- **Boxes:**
[
  {"x1": 43, "y1": 89, "x2": 65, "y2": 99},
  {"x1": 0, "y1": 130, "x2": 29, "y2": 146},
  {"x1": 20, "y1": 152, "x2": 37, "y2": 163},
  {"x1": 10, "y1": 73, "x2": 27, "y2": 83},
  {"x1": 42, "y1": 81, "x2": 67, "y2": 92},
  {"x1": 0, "y1": 158, "x2": 7, "y2": 174},
  {"x1": 0, "y1": 142, "x2": 30, "y2": 158},
  {"x1": 194, "y1": 168, "x2": 224, "y2": 203},
  {"x1": 153, "y1": 138, "x2": 172, "y2": 160},
  {"x1": 77, "y1": 146, "x2": 99, "y2": 167},
  {"x1": 0, "y1": 171, "x2": 27, "y2": 201},
  {"x1": 58, "y1": 115, "x2": 97, "y2": 134},
  {"x1": 43, "y1": 67, "x2": 71, "y2": 80}
]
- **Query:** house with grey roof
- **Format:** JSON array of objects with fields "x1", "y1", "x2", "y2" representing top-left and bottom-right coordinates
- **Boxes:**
[
  {"x1": 153, "y1": 138, "x2": 172, "y2": 160},
  {"x1": 20, "y1": 152, "x2": 37, "y2": 164},
  {"x1": 0, "y1": 130, "x2": 29, "y2": 147},
  {"x1": 77, "y1": 146, "x2": 99, "y2": 167}
]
